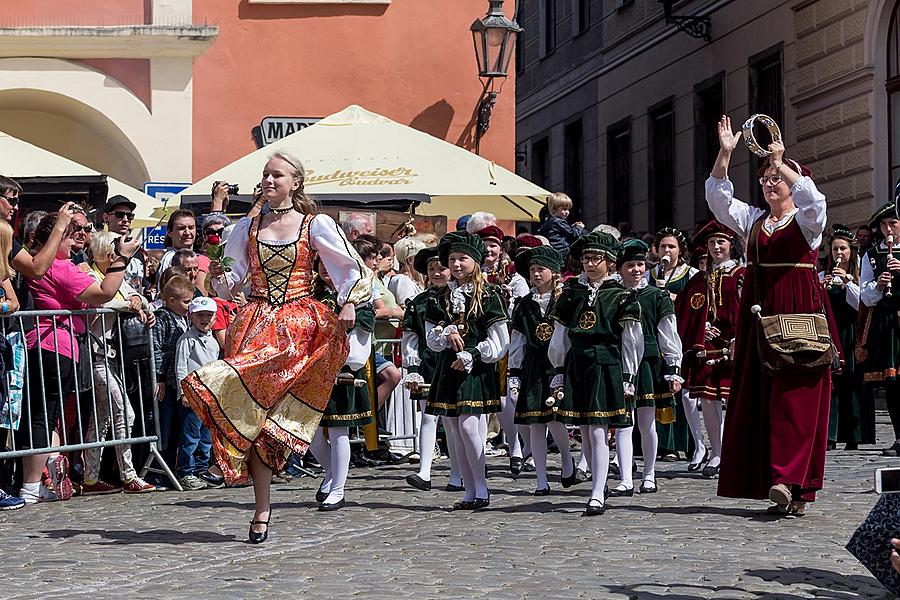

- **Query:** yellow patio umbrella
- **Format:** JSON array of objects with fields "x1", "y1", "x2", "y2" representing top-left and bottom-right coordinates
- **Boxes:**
[
  {"x1": 0, "y1": 130, "x2": 162, "y2": 228},
  {"x1": 173, "y1": 105, "x2": 549, "y2": 221}
]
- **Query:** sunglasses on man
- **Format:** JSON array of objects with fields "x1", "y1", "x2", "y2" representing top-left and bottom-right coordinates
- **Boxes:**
[
  {"x1": 1, "y1": 195, "x2": 19, "y2": 207},
  {"x1": 71, "y1": 224, "x2": 94, "y2": 234},
  {"x1": 111, "y1": 211, "x2": 135, "y2": 220}
]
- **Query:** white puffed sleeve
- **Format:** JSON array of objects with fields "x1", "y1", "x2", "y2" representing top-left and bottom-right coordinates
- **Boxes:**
[
  {"x1": 790, "y1": 176, "x2": 828, "y2": 249},
  {"x1": 657, "y1": 314, "x2": 683, "y2": 382},
  {"x1": 860, "y1": 251, "x2": 883, "y2": 307},
  {"x1": 507, "y1": 330, "x2": 527, "y2": 370},
  {"x1": 310, "y1": 214, "x2": 372, "y2": 306},
  {"x1": 401, "y1": 330, "x2": 421, "y2": 368},
  {"x1": 390, "y1": 275, "x2": 423, "y2": 306},
  {"x1": 345, "y1": 327, "x2": 372, "y2": 371},
  {"x1": 705, "y1": 177, "x2": 765, "y2": 241},
  {"x1": 621, "y1": 320, "x2": 644, "y2": 395},
  {"x1": 475, "y1": 322, "x2": 510, "y2": 364},
  {"x1": 506, "y1": 273, "x2": 531, "y2": 312},
  {"x1": 845, "y1": 281, "x2": 861, "y2": 311},
  {"x1": 548, "y1": 322, "x2": 571, "y2": 369},
  {"x1": 211, "y1": 217, "x2": 252, "y2": 298}
]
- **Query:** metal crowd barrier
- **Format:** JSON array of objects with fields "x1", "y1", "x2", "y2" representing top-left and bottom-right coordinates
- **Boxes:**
[{"x1": 0, "y1": 308, "x2": 180, "y2": 491}]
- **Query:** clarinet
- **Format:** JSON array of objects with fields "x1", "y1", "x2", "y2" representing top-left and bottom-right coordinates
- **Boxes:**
[{"x1": 888, "y1": 232, "x2": 895, "y2": 298}]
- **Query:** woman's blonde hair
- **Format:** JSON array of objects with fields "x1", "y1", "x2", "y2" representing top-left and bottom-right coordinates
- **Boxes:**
[
  {"x1": 394, "y1": 236, "x2": 427, "y2": 288},
  {"x1": 89, "y1": 231, "x2": 118, "y2": 266},
  {"x1": 0, "y1": 220, "x2": 14, "y2": 281},
  {"x1": 269, "y1": 151, "x2": 319, "y2": 215}
]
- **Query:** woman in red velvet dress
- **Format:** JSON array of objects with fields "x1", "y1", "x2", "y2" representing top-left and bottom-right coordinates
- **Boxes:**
[{"x1": 707, "y1": 116, "x2": 830, "y2": 516}]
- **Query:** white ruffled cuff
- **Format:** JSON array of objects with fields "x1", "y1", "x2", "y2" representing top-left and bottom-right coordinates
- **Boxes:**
[
  {"x1": 442, "y1": 324, "x2": 460, "y2": 338},
  {"x1": 507, "y1": 376, "x2": 521, "y2": 391},
  {"x1": 456, "y1": 351, "x2": 474, "y2": 373},
  {"x1": 550, "y1": 374, "x2": 565, "y2": 390},
  {"x1": 403, "y1": 372, "x2": 425, "y2": 386},
  {"x1": 623, "y1": 382, "x2": 635, "y2": 396},
  {"x1": 664, "y1": 374, "x2": 685, "y2": 384}
]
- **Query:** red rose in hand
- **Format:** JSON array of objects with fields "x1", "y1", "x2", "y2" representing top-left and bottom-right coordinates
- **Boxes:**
[{"x1": 207, "y1": 233, "x2": 221, "y2": 245}]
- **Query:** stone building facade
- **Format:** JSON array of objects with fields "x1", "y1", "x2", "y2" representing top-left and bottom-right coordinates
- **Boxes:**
[{"x1": 516, "y1": 0, "x2": 899, "y2": 233}]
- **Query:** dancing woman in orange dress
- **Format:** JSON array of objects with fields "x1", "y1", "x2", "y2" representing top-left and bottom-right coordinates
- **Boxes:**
[{"x1": 182, "y1": 152, "x2": 370, "y2": 543}]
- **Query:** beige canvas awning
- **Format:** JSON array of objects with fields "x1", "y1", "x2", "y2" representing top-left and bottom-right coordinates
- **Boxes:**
[
  {"x1": 175, "y1": 105, "x2": 548, "y2": 221},
  {"x1": 0, "y1": 130, "x2": 162, "y2": 228}
]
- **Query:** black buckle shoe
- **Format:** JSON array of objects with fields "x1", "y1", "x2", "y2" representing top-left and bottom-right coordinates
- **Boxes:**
[
  {"x1": 445, "y1": 483, "x2": 465, "y2": 492},
  {"x1": 583, "y1": 499, "x2": 605, "y2": 516},
  {"x1": 509, "y1": 456, "x2": 523, "y2": 476},
  {"x1": 533, "y1": 487, "x2": 550, "y2": 496},
  {"x1": 318, "y1": 498, "x2": 345, "y2": 512},
  {"x1": 701, "y1": 464, "x2": 720, "y2": 479},
  {"x1": 473, "y1": 497, "x2": 490, "y2": 509},
  {"x1": 639, "y1": 480, "x2": 658, "y2": 494},
  {"x1": 452, "y1": 499, "x2": 476, "y2": 511},
  {"x1": 315, "y1": 485, "x2": 328, "y2": 504},
  {"x1": 687, "y1": 447, "x2": 709, "y2": 472},
  {"x1": 561, "y1": 458, "x2": 579, "y2": 488},
  {"x1": 608, "y1": 485, "x2": 634, "y2": 498},
  {"x1": 248, "y1": 519, "x2": 269, "y2": 544},
  {"x1": 406, "y1": 473, "x2": 432, "y2": 491}
]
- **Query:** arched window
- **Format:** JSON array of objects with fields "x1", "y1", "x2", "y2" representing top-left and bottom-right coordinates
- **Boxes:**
[{"x1": 887, "y1": 1, "x2": 900, "y2": 185}]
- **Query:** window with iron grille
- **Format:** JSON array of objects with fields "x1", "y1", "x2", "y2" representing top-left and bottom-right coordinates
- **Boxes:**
[
  {"x1": 532, "y1": 136, "x2": 551, "y2": 191},
  {"x1": 564, "y1": 119, "x2": 584, "y2": 221},
  {"x1": 649, "y1": 101, "x2": 675, "y2": 231},
  {"x1": 749, "y1": 46, "x2": 784, "y2": 206},
  {"x1": 607, "y1": 120, "x2": 631, "y2": 227},
  {"x1": 694, "y1": 74, "x2": 724, "y2": 226}
]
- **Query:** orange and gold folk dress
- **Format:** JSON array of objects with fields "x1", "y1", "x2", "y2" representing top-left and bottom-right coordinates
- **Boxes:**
[{"x1": 182, "y1": 213, "x2": 368, "y2": 483}]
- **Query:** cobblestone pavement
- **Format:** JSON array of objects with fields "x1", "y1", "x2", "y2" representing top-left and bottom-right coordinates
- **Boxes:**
[{"x1": 2, "y1": 414, "x2": 896, "y2": 600}]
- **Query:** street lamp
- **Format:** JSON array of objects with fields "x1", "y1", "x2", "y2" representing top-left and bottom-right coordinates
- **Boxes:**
[{"x1": 471, "y1": 0, "x2": 522, "y2": 151}]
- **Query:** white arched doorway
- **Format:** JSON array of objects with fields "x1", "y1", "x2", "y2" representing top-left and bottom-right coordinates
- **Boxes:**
[
  {"x1": 0, "y1": 57, "x2": 193, "y2": 187},
  {"x1": 867, "y1": 0, "x2": 900, "y2": 203}
]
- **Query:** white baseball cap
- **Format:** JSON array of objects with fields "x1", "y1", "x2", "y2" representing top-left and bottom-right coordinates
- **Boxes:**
[{"x1": 188, "y1": 296, "x2": 217, "y2": 315}]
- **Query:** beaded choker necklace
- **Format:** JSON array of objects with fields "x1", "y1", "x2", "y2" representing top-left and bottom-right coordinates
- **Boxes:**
[{"x1": 270, "y1": 204, "x2": 293, "y2": 215}]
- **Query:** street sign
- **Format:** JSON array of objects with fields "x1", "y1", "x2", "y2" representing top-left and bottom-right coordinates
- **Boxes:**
[
  {"x1": 259, "y1": 117, "x2": 321, "y2": 145},
  {"x1": 144, "y1": 226, "x2": 167, "y2": 250},
  {"x1": 142, "y1": 182, "x2": 188, "y2": 249}
]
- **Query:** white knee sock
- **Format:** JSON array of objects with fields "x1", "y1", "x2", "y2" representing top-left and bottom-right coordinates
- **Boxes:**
[
  {"x1": 583, "y1": 425, "x2": 610, "y2": 504},
  {"x1": 547, "y1": 422, "x2": 574, "y2": 478},
  {"x1": 458, "y1": 413, "x2": 489, "y2": 501},
  {"x1": 614, "y1": 423, "x2": 634, "y2": 489},
  {"x1": 442, "y1": 416, "x2": 463, "y2": 487},
  {"x1": 578, "y1": 429, "x2": 591, "y2": 474},
  {"x1": 681, "y1": 392, "x2": 706, "y2": 463},
  {"x1": 309, "y1": 428, "x2": 332, "y2": 494},
  {"x1": 700, "y1": 399, "x2": 724, "y2": 467},
  {"x1": 498, "y1": 396, "x2": 522, "y2": 459},
  {"x1": 445, "y1": 417, "x2": 473, "y2": 498},
  {"x1": 518, "y1": 425, "x2": 532, "y2": 459},
  {"x1": 530, "y1": 425, "x2": 550, "y2": 490},
  {"x1": 417, "y1": 400, "x2": 438, "y2": 480},
  {"x1": 637, "y1": 406, "x2": 658, "y2": 483},
  {"x1": 323, "y1": 427, "x2": 350, "y2": 505}
]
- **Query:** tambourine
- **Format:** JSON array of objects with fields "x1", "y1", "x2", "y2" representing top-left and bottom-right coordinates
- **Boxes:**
[{"x1": 741, "y1": 114, "x2": 782, "y2": 157}]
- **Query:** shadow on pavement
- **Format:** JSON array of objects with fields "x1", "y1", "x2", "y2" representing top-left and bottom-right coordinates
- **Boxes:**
[
  {"x1": 38, "y1": 528, "x2": 235, "y2": 545},
  {"x1": 744, "y1": 566, "x2": 889, "y2": 599}
]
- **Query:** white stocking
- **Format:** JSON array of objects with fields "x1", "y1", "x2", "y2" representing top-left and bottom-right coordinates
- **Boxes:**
[
  {"x1": 323, "y1": 427, "x2": 350, "y2": 505},
  {"x1": 309, "y1": 428, "x2": 332, "y2": 495},
  {"x1": 417, "y1": 399, "x2": 438, "y2": 481},
  {"x1": 681, "y1": 392, "x2": 706, "y2": 463},
  {"x1": 700, "y1": 399, "x2": 724, "y2": 468},
  {"x1": 578, "y1": 429, "x2": 591, "y2": 474},
  {"x1": 547, "y1": 422, "x2": 574, "y2": 479},
  {"x1": 530, "y1": 424, "x2": 550, "y2": 490},
  {"x1": 442, "y1": 416, "x2": 463, "y2": 487},
  {"x1": 614, "y1": 423, "x2": 634, "y2": 489},
  {"x1": 458, "y1": 413, "x2": 489, "y2": 501},
  {"x1": 518, "y1": 425, "x2": 532, "y2": 459},
  {"x1": 498, "y1": 396, "x2": 522, "y2": 459},
  {"x1": 636, "y1": 406, "x2": 658, "y2": 483},
  {"x1": 582, "y1": 425, "x2": 610, "y2": 505}
]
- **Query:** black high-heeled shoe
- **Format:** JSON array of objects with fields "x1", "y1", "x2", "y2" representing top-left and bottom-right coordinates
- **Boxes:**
[{"x1": 248, "y1": 519, "x2": 269, "y2": 544}]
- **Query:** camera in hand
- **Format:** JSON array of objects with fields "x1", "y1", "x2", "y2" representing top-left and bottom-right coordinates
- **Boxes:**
[
  {"x1": 227, "y1": 183, "x2": 239, "y2": 195},
  {"x1": 876, "y1": 467, "x2": 900, "y2": 494}
]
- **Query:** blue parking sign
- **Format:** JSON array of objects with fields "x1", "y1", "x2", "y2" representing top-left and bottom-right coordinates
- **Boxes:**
[
  {"x1": 144, "y1": 226, "x2": 167, "y2": 250},
  {"x1": 142, "y1": 182, "x2": 188, "y2": 251}
]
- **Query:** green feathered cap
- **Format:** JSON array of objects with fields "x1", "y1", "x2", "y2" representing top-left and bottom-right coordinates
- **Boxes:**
[
  {"x1": 868, "y1": 201, "x2": 898, "y2": 233},
  {"x1": 829, "y1": 223, "x2": 856, "y2": 244},
  {"x1": 569, "y1": 231, "x2": 620, "y2": 262},
  {"x1": 514, "y1": 245, "x2": 563, "y2": 278},
  {"x1": 413, "y1": 246, "x2": 440, "y2": 276},
  {"x1": 616, "y1": 238, "x2": 649, "y2": 267},
  {"x1": 438, "y1": 230, "x2": 486, "y2": 266}
]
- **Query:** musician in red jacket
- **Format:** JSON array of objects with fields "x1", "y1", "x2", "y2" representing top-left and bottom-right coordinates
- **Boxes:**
[{"x1": 675, "y1": 219, "x2": 744, "y2": 480}]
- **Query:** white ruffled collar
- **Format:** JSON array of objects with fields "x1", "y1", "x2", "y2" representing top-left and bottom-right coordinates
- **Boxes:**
[
  {"x1": 578, "y1": 272, "x2": 616, "y2": 304},
  {"x1": 530, "y1": 288, "x2": 553, "y2": 316},
  {"x1": 448, "y1": 280, "x2": 474, "y2": 314},
  {"x1": 712, "y1": 259, "x2": 737, "y2": 272}
]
